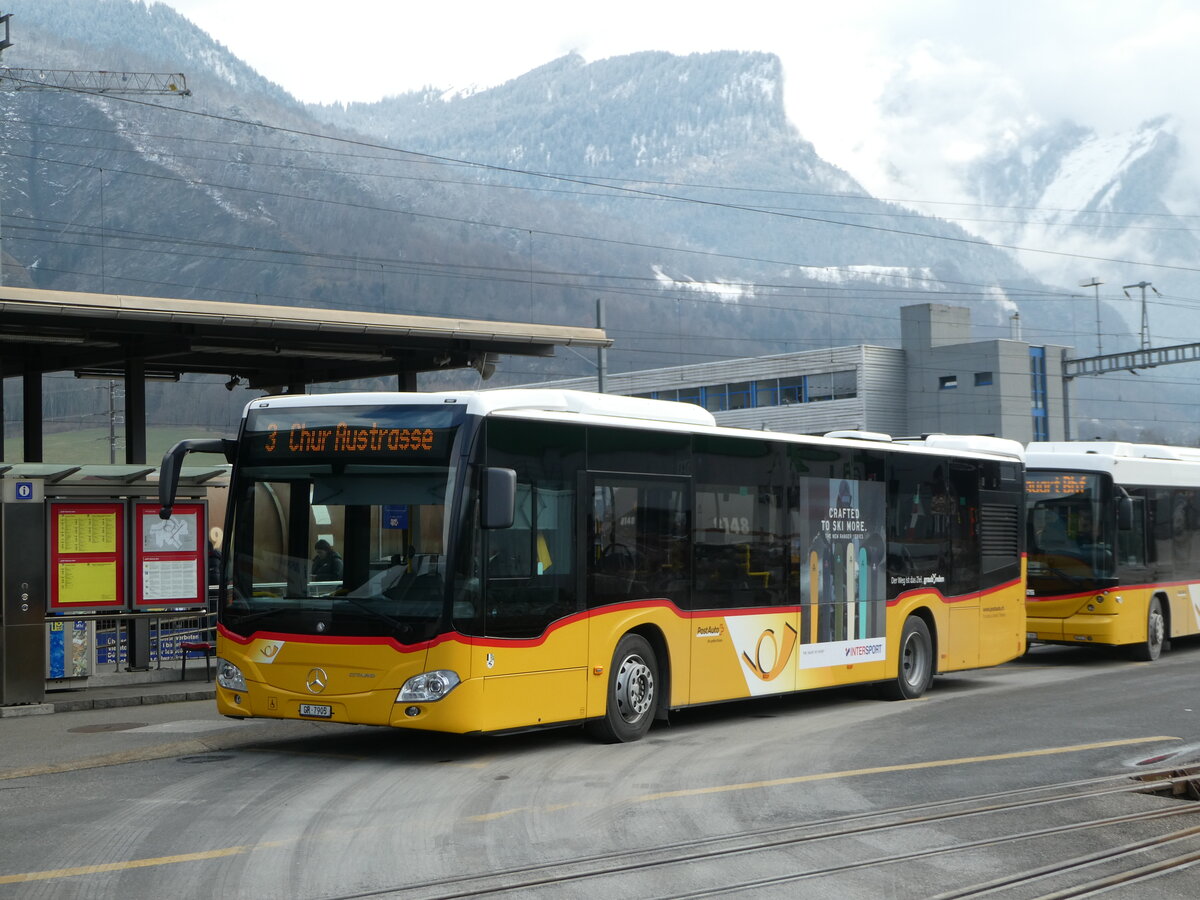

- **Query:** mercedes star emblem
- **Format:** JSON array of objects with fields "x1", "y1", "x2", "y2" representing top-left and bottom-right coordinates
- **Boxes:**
[{"x1": 306, "y1": 667, "x2": 329, "y2": 694}]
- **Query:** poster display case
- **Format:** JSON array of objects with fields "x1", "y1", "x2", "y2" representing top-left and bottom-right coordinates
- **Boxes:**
[
  {"x1": 48, "y1": 501, "x2": 126, "y2": 613},
  {"x1": 132, "y1": 500, "x2": 208, "y2": 610}
]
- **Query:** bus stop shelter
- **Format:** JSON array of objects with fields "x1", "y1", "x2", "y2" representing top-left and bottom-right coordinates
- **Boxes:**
[
  {"x1": 0, "y1": 286, "x2": 610, "y2": 704},
  {"x1": 0, "y1": 286, "x2": 611, "y2": 463}
]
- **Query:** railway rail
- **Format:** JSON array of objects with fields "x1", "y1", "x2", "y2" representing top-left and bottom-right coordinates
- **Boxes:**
[{"x1": 321, "y1": 768, "x2": 1200, "y2": 900}]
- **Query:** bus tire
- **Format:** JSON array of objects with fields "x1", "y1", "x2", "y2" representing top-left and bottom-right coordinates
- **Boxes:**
[
  {"x1": 1130, "y1": 597, "x2": 1166, "y2": 662},
  {"x1": 589, "y1": 634, "x2": 658, "y2": 743},
  {"x1": 879, "y1": 616, "x2": 933, "y2": 700}
]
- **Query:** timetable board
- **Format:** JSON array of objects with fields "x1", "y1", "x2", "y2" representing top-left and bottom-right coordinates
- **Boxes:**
[{"x1": 48, "y1": 502, "x2": 126, "y2": 612}]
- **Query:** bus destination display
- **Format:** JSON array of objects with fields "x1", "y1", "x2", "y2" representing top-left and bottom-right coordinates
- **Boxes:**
[
  {"x1": 1026, "y1": 472, "x2": 1095, "y2": 498},
  {"x1": 244, "y1": 406, "x2": 460, "y2": 463}
]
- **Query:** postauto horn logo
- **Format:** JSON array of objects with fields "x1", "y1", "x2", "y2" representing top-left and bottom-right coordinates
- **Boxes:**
[{"x1": 741, "y1": 623, "x2": 798, "y2": 681}]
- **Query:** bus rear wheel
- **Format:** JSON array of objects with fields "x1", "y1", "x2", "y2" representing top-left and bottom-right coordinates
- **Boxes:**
[
  {"x1": 589, "y1": 634, "x2": 658, "y2": 743},
  {"x1": 1130, "y1": 597, "x2": 1166, "y2": 662},
  {"x1": 879, "y1": 616, "x2": 933, "y2": 700}
]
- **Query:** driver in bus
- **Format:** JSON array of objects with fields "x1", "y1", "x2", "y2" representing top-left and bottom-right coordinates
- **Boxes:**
[
  {"x1": 1033, "y1": 508, "x2": 1070, "y2": 550},
  {"x1": 1073, "y1": 507, "x2": 1097, "y2": 548}
]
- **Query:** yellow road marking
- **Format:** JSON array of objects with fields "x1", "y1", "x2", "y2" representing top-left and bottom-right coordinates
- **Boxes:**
[
  {"x1": 0, "y1": 734, "x2": 1178, "y2": 884},
  {"x1": 0, "y1": 842, "x2": 290, "y2": 885},
  {"x1": 634, "y1": 735, "x2": 1179, "y2": 802},
  {"x1": 468, "y1": 801, "x2": 581, "y2": 822},
  {"x1": 0, "y1": 740, "x2": 223, "y2": 781}
]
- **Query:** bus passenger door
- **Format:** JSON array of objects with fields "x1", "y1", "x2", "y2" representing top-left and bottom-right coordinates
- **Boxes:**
[{"x1": 480, "y1": 478, "x2": 588, "y2": 732}]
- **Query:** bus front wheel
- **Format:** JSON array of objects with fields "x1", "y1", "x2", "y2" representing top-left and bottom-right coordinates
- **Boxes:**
[
  {"x1": 879, "y1": 616, "x2": 933, "y2": 700},
  {"x1": 589, "y1": 634, "x2": 658, "y2": 743},
  {"x1": 1130, "y1": 597, "x2": 1166, "y2": 662}
]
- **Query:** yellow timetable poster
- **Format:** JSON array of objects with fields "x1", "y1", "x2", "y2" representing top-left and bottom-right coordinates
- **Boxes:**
[
  {"x1": 57, "y1": 560, "x2": 119, "y2": 605},
  {"x1": 57, "y1": 513, "x2": 119, "y2": 554}
]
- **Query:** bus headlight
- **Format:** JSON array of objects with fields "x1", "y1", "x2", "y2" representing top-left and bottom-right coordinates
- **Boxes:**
[
  {"x1": 216, "y1": 659, "x2": 247, "y2": 691},
  {"x1": 398, "y1": 670, "x2": 461, "y2": 702}
]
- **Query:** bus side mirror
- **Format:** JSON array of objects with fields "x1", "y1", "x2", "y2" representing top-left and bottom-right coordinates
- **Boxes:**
[
  {"x1": 159, "y1": 438, "x2": 236, "y2": 518},
  {"x1": 481, "y1": 467, "x2": 516, "y2": 530},
  {"x1": 1117, "y1": 496, "x2": 1134, "y2": 531}
]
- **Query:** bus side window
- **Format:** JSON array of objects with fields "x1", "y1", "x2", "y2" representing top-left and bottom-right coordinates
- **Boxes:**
[
  {"x1": 1118, "y1": 496, "x2": 1147, "y2": 567},
  {"x1": 487, "y1": 482, "x2": 533, "y2": 578},
  {"x1": 589, "y1": 479, "x2": 688, "y2": 608}
]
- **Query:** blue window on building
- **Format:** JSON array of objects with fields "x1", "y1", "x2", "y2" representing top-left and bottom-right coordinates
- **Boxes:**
[
  {"x1": 974, "y1": 371, "x2": 993, "y2": 386},
  {"x1": 655, "y1": 369, "x2": 855, "y2": 412},
  {"x1": 1032, "y1": 412, "x2": 1049, "y2": 441},
  {"x1": 779, "y1": 376, "x2": 805, "y2": 405},
  {"x1": 754, "y1": 380, "x2": 778, "y2": 407},
  {"x1": 702, "y1": 385, "x2": 728, "y2": 412},
  {"x1": 1030, "y1": 347, "x2": 1048, "y2": 441}
]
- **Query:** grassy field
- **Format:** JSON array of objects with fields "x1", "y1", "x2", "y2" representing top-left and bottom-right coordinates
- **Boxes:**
[{"x1": 2, "y1": 425, "x2": 235, "y2": 465}]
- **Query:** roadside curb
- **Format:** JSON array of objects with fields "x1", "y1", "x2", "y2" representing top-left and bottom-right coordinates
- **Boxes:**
[
  {"x1": 50, "y1": 688, "x2": 216, "y2": 713},
  {"x1": 0, "y1": 686, "x2": 216, "y2": 718}
]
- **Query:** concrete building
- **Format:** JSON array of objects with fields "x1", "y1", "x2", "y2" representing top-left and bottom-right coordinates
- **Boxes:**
[{"x1": 538, "y1": 303, "x2": 1069, "y2": 442}]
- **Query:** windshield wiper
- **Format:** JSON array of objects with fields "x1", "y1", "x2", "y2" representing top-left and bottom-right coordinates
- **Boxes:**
[
  {"x1": 1031, "y1": 560, "x2": 1092, "y2": 589},
  {"x1": 335, "y1": 594, "x2": 411, "y2": 632},
  {"x1": 227, "y1": 602, "x2": 320, "y2": 625}
]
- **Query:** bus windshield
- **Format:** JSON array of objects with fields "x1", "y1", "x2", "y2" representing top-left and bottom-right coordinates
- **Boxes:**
[
  {"x1": 1026, "y1": 470, "x2": 1115, "y2": 591},
  {"x1": 220, "y1": 403, "x2": 466, "y2": 643}
]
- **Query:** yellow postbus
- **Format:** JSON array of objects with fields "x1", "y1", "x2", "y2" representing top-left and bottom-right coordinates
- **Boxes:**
[
  {"x1": 1025, "y1": 441, "x2": 1200, "y2": 661},
  {"x1": 160, "y1": 390, "x2": 1026, "y2": 742}
]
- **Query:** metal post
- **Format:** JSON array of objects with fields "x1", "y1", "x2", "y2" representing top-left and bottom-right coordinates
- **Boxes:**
[
  {"x1": 108, "y1": 380, "x2": 118, "y2": 464},
  {"x1": 1079, "y1": 278, "x2": 1103, "y2": 355},
  {"x1": 1061, "y1": 349, "x2": 1072, "y2": 441},
  {"x1": 596, "y1": 298, "x2": 607, "y2": 393},
  {"x1": 1124, "y1": 281, "x2": 1153, "y2": 350}
]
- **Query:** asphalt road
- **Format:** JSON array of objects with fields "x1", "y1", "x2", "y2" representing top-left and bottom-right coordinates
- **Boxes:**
[{"x1": 2, "y1": 640, "x2": 1198, "y2": 898}]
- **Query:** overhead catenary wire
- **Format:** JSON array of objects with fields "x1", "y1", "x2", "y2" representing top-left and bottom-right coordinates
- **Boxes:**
[
  {"x1": 3, "y1": 75, "x2": 1199, "y2": 441},
  {"x1": 7, "y1": 122, "x2": 1200, "y2": 235},
  {"x1": 3, "y1": 76, "x2": 1198, "y2": 279}
]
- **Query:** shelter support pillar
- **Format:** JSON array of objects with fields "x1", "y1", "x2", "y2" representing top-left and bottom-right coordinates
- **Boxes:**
[
  {"x1": 21, "y1": 364, "x2": 41, "y2": 463},
  {"x1": 124, "y1": 358, "x2": 146, "y2": 465},
  {"x1": 122, "y1": 358, "x2": 151, "y2": 669},
  {"x1": 398, "y1": 370, "x2": 417, "y2": 392}
]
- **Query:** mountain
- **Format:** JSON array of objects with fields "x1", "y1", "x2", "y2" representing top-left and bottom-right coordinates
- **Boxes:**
[
  {"x1": 959, "y1": 116, "x2": 1200, "y2": 350},
  {"x1": 0, "y1": 0, "x2": 1193, "y2": 442},
  {"x1": 308, "y1": 49, "x2": 1044, "y2": 343}
]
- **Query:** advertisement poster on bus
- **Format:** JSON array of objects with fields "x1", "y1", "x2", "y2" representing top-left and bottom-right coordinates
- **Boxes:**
[
  {"x1": 797, "y1": 476, "x2": 887, "y2": 668},
  {"x1": 721, "y1": 476, "x2": 888, "y2": 697}
]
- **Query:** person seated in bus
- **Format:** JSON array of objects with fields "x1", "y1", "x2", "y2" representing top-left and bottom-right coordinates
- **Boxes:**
[
  {"x1": 1072, "y1": 505, "x2": 1115, "y2": 575},
  {"x1": 1072, "y1": 506, "x2": 1098, "y2": 548},
  {"x1": 311, "y1": 539, "x2": 344, "y2": 579},
  {"x1": 1031, "y1": 508, "x2": 1070, "y2": 551}
]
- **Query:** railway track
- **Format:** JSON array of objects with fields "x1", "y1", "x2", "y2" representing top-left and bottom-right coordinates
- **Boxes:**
[{"x1": 321, "y1": 767, "x2": 1200, "y2": 900}]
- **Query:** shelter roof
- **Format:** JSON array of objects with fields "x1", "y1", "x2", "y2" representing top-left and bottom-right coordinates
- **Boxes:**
[{"x1": 0, "y1": 287, "x2": 609, "y2": 388}]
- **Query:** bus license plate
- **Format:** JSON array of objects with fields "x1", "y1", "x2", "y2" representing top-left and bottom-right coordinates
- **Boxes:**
[{"x1": 299, "y1": 704, "x2": 332, "y2": 718}]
